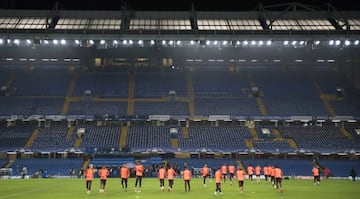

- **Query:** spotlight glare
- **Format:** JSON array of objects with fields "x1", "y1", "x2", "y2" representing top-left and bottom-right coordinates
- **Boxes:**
[
  {"x1": 213, "y1": 41, "x2": 218, "y2": 45},
  {"x1": 129, "y1": 40, "x2": 133, "y2": 44},
  {"x1": 206, "y1": 40, "x2": 210, "y2": 45},
  {"x1": 113, "y1": 40, "x2": 118, "y2": 45},
  {"x1": 354, "y1": 40, "x2": 359, "y2": 45},
  {"x1": 291, "y1": 41, "x2": 297, "y2": 46},
  {"x1": 44, "y1": 40, "x2": 49, "y2": 44},
  {"x1": 53, "y1": 39, "x2": 58, "y2": 45},
  {"x1": 168, "y1": 40, "x2": 173, "y2": 45},
  {"x1": 0, "y1": 39, "x2": 3, "y2": 44},
  {"x1": 123, "y1": 40, "x2": 128, "y2": 45},
  {"x1": 314, "y1": 40, "x2": 320, "y2": 45},
  {"x1": 344, "y1": 40, "x2": 350, "y2": 46},
  {"x1": 258, "y1": 40, "x2": 264, "y2": 45},
  {"x1": 162, "y1": 40, "x2": 166, "y2": 45},
  {"x1": 26, "y1": 39, "x2": 31, "y2": 44},
  {"x1": 283, "y1": 40, "x2": 289, "y2": 45},
  {"x1": 190, "y1": 40, "x2": 195, "y2": 45},
  {"x1": 75, "y1": 40, "x2": 80, "y2": 45},
  {"x1": 222, "y1": 41, "x2": 227, "y2": 45},
  {"x1": 243, "y1": 40, "x2": 248, "y2": 45},
  {"x1": 100, "y1": 40, "x2": 106, "y2": 45},
  {"x1": 251, "y1": 40, "x2": 256, "y2": 45},
  {"x1": 176, "y1": 40, "x2": 181, "y2": 45},
  {"x1": 14, "y1": 39, "x2": 20, "y2": 45},
  {"x1": 299, "y1": 41, "x2": 305, "y2": 45},
  {"x1": 329, "y1": 40, "x2": 334, "y2": 45},
  {"x1": 236, "y1": 41, "x2": 241, "y2": 45},
  {"x1": 60, "y1": 39, "x2": 66, "y2": 45},
  {"x1": 266, "y1": 40, "x2": 272, "y2": 45},
  {"x1": 335, "y1": 40, "x2": 341, "y2": 45},
  {"x1": 150, "y1": 40, "x2": 155, "y2": 45},
  {"x1": 138, "y1": 40, "x2": 143, "y2": 45},
  {"x1": 89, "y1": 40, "x2": 94, "y2": 45}
]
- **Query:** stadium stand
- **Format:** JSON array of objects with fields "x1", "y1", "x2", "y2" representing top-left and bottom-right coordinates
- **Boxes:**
[{"x1": 0, "y1": 2, "x2": 360, "y2": 178}]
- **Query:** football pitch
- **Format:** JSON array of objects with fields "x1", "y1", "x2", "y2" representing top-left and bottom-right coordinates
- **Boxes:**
[{"x1": 0, "y1": 178, "x2": 359, "y2": 199}]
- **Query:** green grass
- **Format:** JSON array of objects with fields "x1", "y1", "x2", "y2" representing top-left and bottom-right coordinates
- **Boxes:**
[{"x1": 0, "y1": 178, "x2": 359, "y2": 199}]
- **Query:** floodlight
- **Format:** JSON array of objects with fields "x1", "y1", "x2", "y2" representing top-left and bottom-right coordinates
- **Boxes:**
[
  {"x1": 60, "y1": 39, "x2": 66, "y2": 45},
  {"x1": 53, "y1": 39, "x2": 58, "y2": 45},
  {"x1": 335, "y1": 40, "x2": 341, "y2": 46},
  {"x1": 243, "y1": 40, "x2": 248, "y2": 45},
  {"x1": 344, "y1": 40, "x2": 350, "y2": 46},
  {"x1": 329, "y1": 40, "x2": 334, "y2": 45},
  {"x1": 283, "y1": 41, "x2": 289, "y2": 45},
  {"x1": 100, "y1": 40, "x2": 106, "y2": 45},
  {"x1": 266, "y1": 40, "x2": 272, "y2": 45},
  {"x1": 354, "y1": 40, "x2": 359, "y2": 45}
]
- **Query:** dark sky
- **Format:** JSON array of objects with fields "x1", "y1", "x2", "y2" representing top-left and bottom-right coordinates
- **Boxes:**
[{"x1": 0, "y1": 0, "x2": 357, "y2": 11}]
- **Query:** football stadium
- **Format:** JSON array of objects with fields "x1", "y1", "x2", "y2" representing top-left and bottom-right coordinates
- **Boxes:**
[{"x1": 0, "y1": 0, "x2": 359, "y2": 198}]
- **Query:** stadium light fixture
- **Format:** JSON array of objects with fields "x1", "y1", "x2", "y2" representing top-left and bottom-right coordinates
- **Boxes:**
[
  {"x1": 60, "y1": 39, "x2": 66, "y2": 45},
  {"x1": 243, "y1": 40, "x2": 249, "y2": 45},
  {"x1": 168, "y1": 40, "x2": 174, "y2": 45},
  {"x1": 0, "y1": 39, "x2": 3, "y2": 44},
  {"x1": 258, "y1": 40, "x2": 264, "y2": 46},
  {"x1": 266, "y1": 40, "x2": 272, "y2": 46},
  {"x1": 89, "y1": 40, "x2": 94, "y2": 45},
  {"x1": 314, "y1": 40, "x2": 320, "y2": 45},
  {"x1": 329, "y1": 40, "x2": 334, "y2": 45},
  {"x1": 128, "y1": 40, "x2": 133, "y2": 45},
  {"x1": 335, "y1": 40, "x2": 341, "y2": 46},
  {"x1": 14, "y1": 39, "x2": 20, "y2": 45},
  {"x1": 291, "y1": 41, "x2": 297, "y2": 46},
  {"x1": 138, "y1": 40, "x2": 143, "y2": 45},
  {"x1": 123, "y1": 40, "x2": 128, "y2": 45},
  {"x1": 150, "y1": 40, "x2": 155, "y2": 45},
  {"x1": 162, "y1": 40, "x2": 166, "y2": 45},
  {"x1": 176, "y1": 40, "x2": 181, "y2": 45},
  {"x1": 206, "y1": 40, "x2": 211, "y2": 45},
  {"x1": 26, "y1": 39, "x2": 31, "y2": 44},
  {"x1": 75, "y1": 40, "x2": 80, "y2": 45},
  {"x1": 190, "y1": 40, "x2": 195, "y2": 45},
  {"x1": 251, "y1": 40, "x2": 256, "y2": 45},
  {"x1": 222, "y1": 41, "x2": 227, "y2": 45},
  {"x1": 213, "y1": 41, "x2": 218, "y2": 45},
  {"x1": 299, "y1": 41, "x2": 305, "y2": 45},
  {"x1": 354, "y1": 40, "x2": 359, "y2": 45},
  {"x1": 53, "y1": 40, "x2": 59, "y2": 45},
  {"x1": 344, "y1": 40, "x2": 350, "y2": 46},
  {"x1": 100, "y1": 40, "x2": 106, "y2": 45},
  {"x1": 283, "y1": 41, "x2": 289, "y2": 45},
  {"x1": 113, "y1": 40, "x2": 118, "y2": 45},
  {"x1": 236, "y1": 41, "x2": 241, "y2": 45}
]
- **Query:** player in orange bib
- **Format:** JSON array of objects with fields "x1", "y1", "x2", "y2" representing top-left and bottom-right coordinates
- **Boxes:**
[
  {"x1": 167, "y1": 166, "x2": 178, "y2": 191},
  {"x1": 228, "y1": 163, "x2": 236, "y2": 185},
  {"x1": 255, "y1": 165, "x2": 262, "y2": 183},
  {"x1": 85, "y1": 164, "x2": 95, "y2": 194},
  {"x1": 236, "y1": 167, "x2": 246, "y2": 193},
  {"x1": 158, "y1": 165, "x2": 167, "y2": 191},
  {"x1": 247, "y1": 165, "x2": 254, "y2": 183},
  {"x1": 263, "y1": 165, "x2": 269, "y2": 182},
  {"x1": 312, "y1": 166, "x2": 320, "y2": 185},
  {"x1": 98, "y1": 166, "x2": 109, "y2": 194},
  {"x1": 120, "y1": 164, "x2": 130, "y2": 191},
  {"x1": 183, "y1": 166, "x2": 192, "y2": 192},
  {"x1": 214, "y1": 168, "x2": 223, "y2": 196},
  {"x1": 133, "y1": 161, "x2": 144, "y2": 192},
  {"x1": 201, "y1": 164, "x2": 210, "y2": 187},
  {"x1": 274, "y1": 165, "x2": 283, "y2": 193}
]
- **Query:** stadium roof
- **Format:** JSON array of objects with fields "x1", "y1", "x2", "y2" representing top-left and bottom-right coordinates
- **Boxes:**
[{"x1": 0, "y1": 1, "x2": 359, "y2": 47}]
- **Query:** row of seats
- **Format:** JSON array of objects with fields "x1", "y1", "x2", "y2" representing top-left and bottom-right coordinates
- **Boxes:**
[
  {"x1": 1, "y1": 123, "x2": 360, "y2": 152},
  {"x1": 1, "y1": 66, "x2": 359, "y2": 117}
]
